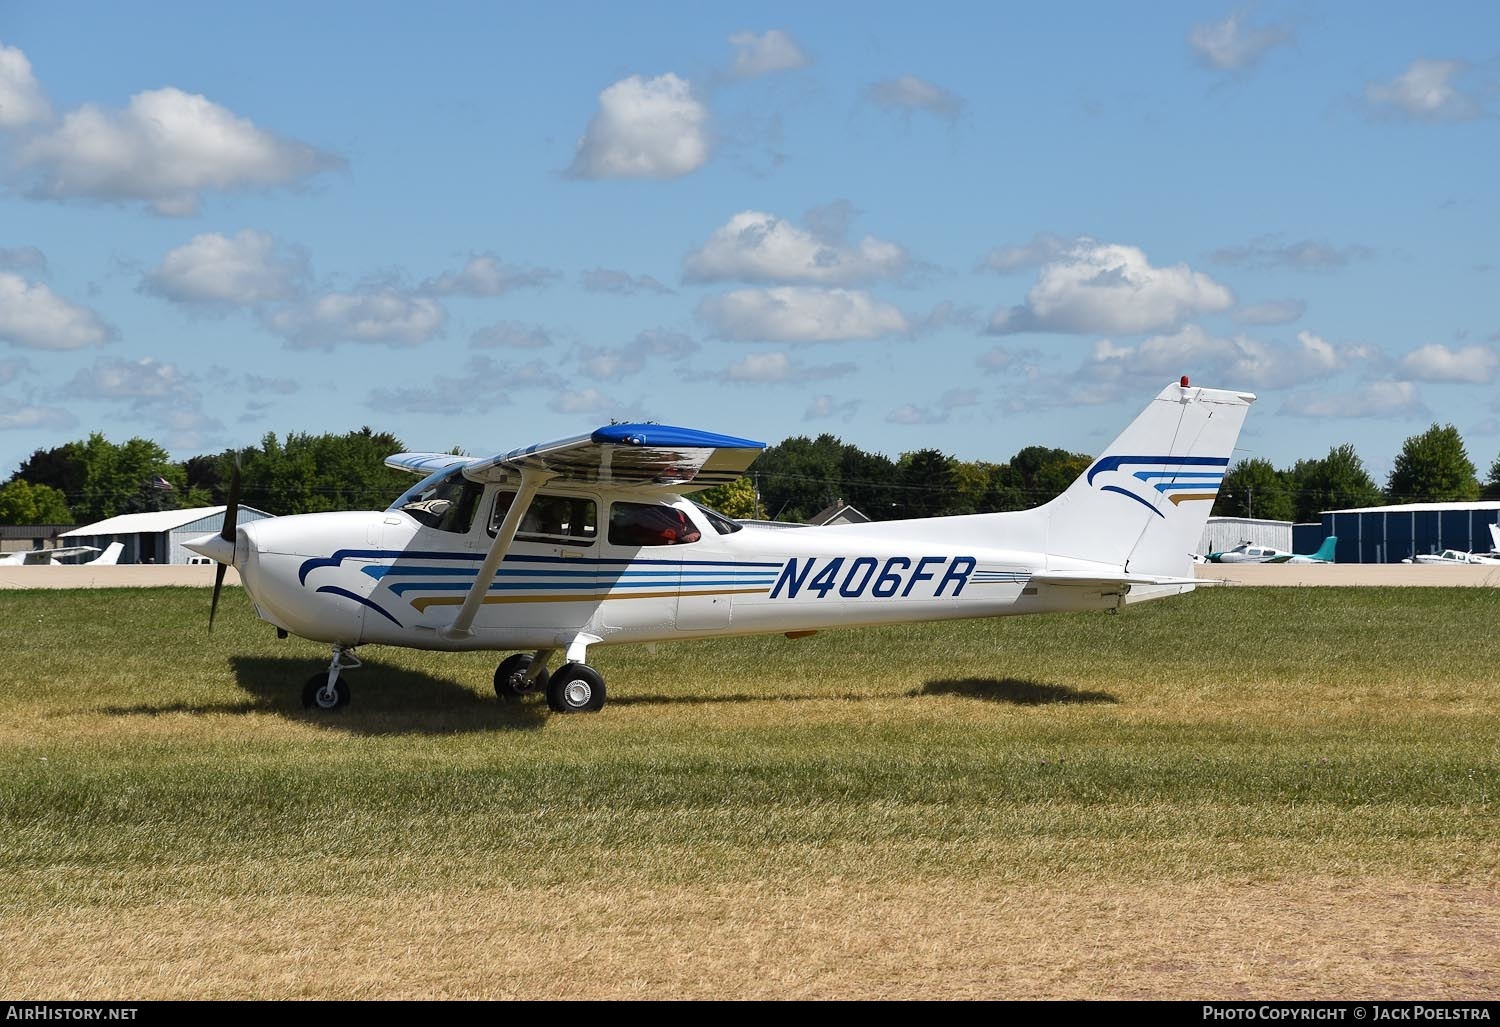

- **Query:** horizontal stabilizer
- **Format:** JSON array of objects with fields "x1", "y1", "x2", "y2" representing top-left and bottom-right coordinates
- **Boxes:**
[{"x1": 1028, "y1": 571, "x2": 1200, "y2": 589}]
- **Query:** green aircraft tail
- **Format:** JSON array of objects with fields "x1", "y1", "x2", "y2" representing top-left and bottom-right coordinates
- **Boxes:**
[{"x1": 1307, "y1": 536, "x2": 1337, "y2": 562}]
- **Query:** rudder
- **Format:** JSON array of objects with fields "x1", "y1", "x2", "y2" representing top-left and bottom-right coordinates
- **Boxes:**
[{"x1": 1040, "y1": 381, "x2": 1255, "y2": 576}]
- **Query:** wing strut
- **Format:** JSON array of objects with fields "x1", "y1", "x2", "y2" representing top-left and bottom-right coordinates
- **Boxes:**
[{"x1": 440, "y1": 467, "x2": 553, "y2": 640}]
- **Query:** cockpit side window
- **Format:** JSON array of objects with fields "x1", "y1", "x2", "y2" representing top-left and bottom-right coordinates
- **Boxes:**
[
  {"x1": 489, "y1": 491, "x2": 598, "y2": 544},
  {"x1": 390, "y1": 467, "x2": 484, "y2": 534},
  {"x1": 608, "y1": 502, "x2": 703, "y2": 547}
]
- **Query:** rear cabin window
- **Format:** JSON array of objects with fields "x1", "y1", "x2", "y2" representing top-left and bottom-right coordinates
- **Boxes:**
[
  {"x1": 608, "y1": 502, "x2": 703, "y2": 547},
  {"x1": 489, "y1": 491, "x2": 598, "y2": 545}
]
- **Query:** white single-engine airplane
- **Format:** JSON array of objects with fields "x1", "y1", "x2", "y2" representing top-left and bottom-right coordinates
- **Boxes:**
[
  {"x1": 0, "y1": 542, "x2": 122, "y2": 566},
  {"x1": 187, "y1": 378, "x2": 1254, "y2": 714}
]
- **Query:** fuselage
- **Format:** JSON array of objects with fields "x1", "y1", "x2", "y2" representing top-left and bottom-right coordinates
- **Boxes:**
[{"x1": 229, "y1": 482, "x2": 1167, "y2": 652}]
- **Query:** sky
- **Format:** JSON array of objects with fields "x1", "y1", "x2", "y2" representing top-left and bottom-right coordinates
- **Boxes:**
[{"x1": 1, "y1": 2, "x2": 1497, "y2": 486}]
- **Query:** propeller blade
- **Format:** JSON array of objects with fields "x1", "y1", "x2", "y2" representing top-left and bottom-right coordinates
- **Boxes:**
[
  {"x1": 210, "y1": 562, "x2": 227, "y2": 633},
  {"x1": 221, "y1": 453, "x2": 242, "y2": 543},
  {"x1": 209, "y1": 453, "x2": 242, "y2": 635}
]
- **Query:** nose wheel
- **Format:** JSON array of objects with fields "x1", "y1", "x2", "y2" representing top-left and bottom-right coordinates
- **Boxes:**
[
  {"x1": 303, "y1": 644, "x2": 359, "y2": 711},
  {"x1": 303, "y1": 674, "x2": 350, "y2": 710}
]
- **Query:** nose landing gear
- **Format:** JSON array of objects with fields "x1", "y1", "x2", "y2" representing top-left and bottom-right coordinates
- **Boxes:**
[{"x1": 303, "y1": 644, "x2": 360, "y2": 710}]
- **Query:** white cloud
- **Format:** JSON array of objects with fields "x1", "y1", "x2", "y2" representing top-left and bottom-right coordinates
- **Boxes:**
[
  {"x1": 1077, "y1": 324, "x2": 1360, "y2": 392},
  {"x1": 885, "y1": 403, "x2": 931, "y2": 425},
  {"x1": 577, "y1": 329, "x2": 697, "y2": 382},
  {"x1": 728, "y1": 29, "x2": 810, "y2": 78},
  {"x1": 0, "y1": 356, "x2": 29, "y2": 384},
  {"x1": 711, "y1": 351, "x2": 856, "y2": 384},
  {"x1": 989, "y1": 239, "x2": 1233, "y2": 336},
  {"x1": 1212, "y1": 235, "x2": 1374, "y2": 270},
  {"x1": 423, "y1": 255, "x2": 559, "y2": 297},
  {"x1": 981, "y1": 233, "x2": 1073, "y2": 274},
  {"x1": 0, "y1": 246, "x2": 47, "y2": 273},
  {"x1": 259, "y1": 288, "x2": 445, "y2": 349},
  {"x1": 17, "y1": 87, "x2": 342, "y2": 216},
  {"x1": 976, "y1": 345, "x2": 1041, "y2": 377},
  {"x1": 507, "y1": 360, "x2": 568, "y2": 390},
  {"x1": 62, "y1": 356, "x2": 223, "y2": 446},
  {"x1": 0, "y1": 40, "x2": 50, "y2": 128},
  {"x1": 805, "y1": 394, "x2": 859, "y2": 422},
  {"x1": 698, "y1": 286, "x2": 910, "y2": 342},
  {"x1": 568, "y1": 73, "x2": 709, "y2": 180},
  {"x1": 1233, "y1": 299, "x2": 1307, "y2": 325},
  {"x1": 0, "y1": 400, "x2": 74, "y2": 431},
  {"x1": 886, "y1": 387, "x2": 979, "y2": 426},
  {"x1": 242, "y1": 374, "x2": 299, "y2": 395},
  {"x1": 549, "y1": 387, "x2": 617, "y2": 415},
  {"x1": 67, "y1": 356, "x2": 193, "y2": 402},
  {"x1": 864, "y1": 76, "x2": 964, "y2": 121},
  {"x1": 579, "y1": 268, "x2": 672, "y2": 295},
  {"x1": 1365, "y1": 59, "x2": 1481, "y2": 122},
  {"x1": 0, "y1": 272, "x2": 112, "y2": 350},
  {"x1": 685, "y1": 210, "x2": 910, "y2": 285},
  {"x1": 578, "y1": 349, "x2": 640, "y2": 382},
  {"x1": 144, "y1": 230, "x2": 306, "y2": 308},
  {"x1": 1279, "y1": 381, "x2": 1425, "y2": 419},
  {"x1": 367, "y1": 356, "x2": 562, "y2": 414},
  {"x1": 470, "y1": 321, "x2": 554, "y2": 350},
  {"x1": 1399, "y1": 343, "x2": 1500, "y2": 384},
  {"x1": 1188, "y1": 11, "x2": 1292, "y2": 71}
]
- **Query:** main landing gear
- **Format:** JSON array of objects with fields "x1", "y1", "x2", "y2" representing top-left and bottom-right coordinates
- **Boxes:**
[
  {"x1": 493, "y1": 648, "x2": 606, "y2": 714},
  {"x1": 298, "y1": 643, "x2": 607, "y2": 715},
  {"x1": 303, "y1": 644, "x2": 359, "y2": 710}
]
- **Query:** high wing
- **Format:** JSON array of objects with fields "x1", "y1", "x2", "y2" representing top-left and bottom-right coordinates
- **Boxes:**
[
  {"x1": 451, "y1": 423, "x2": 766, "y2": 494},
  {"x1": 385, "y1": 453, "x2": 477, "y2": 476},
  {"x1": 387, "y1": 424, "x2": 764, "y2": 642}
]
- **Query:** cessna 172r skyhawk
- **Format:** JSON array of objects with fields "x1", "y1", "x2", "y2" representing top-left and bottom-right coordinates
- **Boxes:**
[{"x1": 186, "y1": 378, "x2": 1253, "y2": 715}]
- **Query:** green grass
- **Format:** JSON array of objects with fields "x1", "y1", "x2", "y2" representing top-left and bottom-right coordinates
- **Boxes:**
[{"x1": 1, "y1": 585, "x2": 1497, "y2": 910}]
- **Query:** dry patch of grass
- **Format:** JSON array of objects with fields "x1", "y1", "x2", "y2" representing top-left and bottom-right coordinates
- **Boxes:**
[{"x1": 2, "y1": 878, "x2": 1494, "y2": 1000}]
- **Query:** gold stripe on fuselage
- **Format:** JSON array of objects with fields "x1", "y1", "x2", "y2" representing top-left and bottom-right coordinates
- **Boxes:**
[{"x1": 409, "y1": 587, "x2": 767, "y2": 613}]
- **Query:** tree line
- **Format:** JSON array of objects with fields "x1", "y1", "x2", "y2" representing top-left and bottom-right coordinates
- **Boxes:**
[{"x1": 2, "y1": 422, "x2": 1497, "y2": 527}]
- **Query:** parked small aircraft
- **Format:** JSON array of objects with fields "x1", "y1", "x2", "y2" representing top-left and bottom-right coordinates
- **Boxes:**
[
  {"x1": 187, "y1": 379, "x2": 1254, "y2": 714},
  {"x1": 1402, "y1": 548, "x2": 1500, "y2": 566},
  {"x1": 1205, "y1": 536, "x2": 1337, "y2": 564},
  {"x1": 0, "y1": 542, "x2": 122, "y2": 566}
]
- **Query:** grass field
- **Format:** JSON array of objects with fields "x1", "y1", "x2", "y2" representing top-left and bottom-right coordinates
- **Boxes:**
[{"x1": 1, "y1": 585, "x2": 1497, "y2": 999}]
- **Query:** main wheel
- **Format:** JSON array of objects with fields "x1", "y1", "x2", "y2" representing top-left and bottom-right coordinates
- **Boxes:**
[
  {"x1": 546, "y1": 663, "x2": 606, "y2": 713},
  {"x1": 494, "y1": 653, "x2": 549, "y2": 701},
  {"x1": 302, "y1": 673, "x2": 351, "y2": 710}
]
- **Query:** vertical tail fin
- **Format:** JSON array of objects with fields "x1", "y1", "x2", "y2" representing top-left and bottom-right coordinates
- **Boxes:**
[
  {"x1": 87, "y1": 541, "x2": 123, "y2": 566},
  {"x1": 1041, "y1": 381, "x2": 1255, "y2": 576},
  {"x1": 1309, "y1": 536, "x2": 1337, "y2": 562}
]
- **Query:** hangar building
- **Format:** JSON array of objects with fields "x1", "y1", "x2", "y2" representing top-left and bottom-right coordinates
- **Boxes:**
[
  {"x1": 1297, "y1": 501, "x2": 1500, "y2": 564},
  {"x1": 60, "y1": 506, "x2": 275, "y2": 565}
]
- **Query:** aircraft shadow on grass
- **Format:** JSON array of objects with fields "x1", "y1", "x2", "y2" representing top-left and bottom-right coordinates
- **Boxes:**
[
  {"x1": 609, "y1": 691, "x2": 875, "y2": 707},
  {"x1": 223, "y1": 655, "x2": 548, "y2": 735},
  {"x1": 97, "y1": 668, "x2": 1113, "y2": 729},
  {"x1": 912, "y1": 677, "x2": 1119, "y2": 705}
]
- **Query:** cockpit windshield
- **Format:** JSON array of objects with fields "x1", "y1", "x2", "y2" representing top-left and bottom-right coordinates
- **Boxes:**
[
  {"x1": 691, "y1": 501, "x2": 743, "y2": 535},
  {"x1": 389, "y1": 466, "x2": 484, "y2": 533}
]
